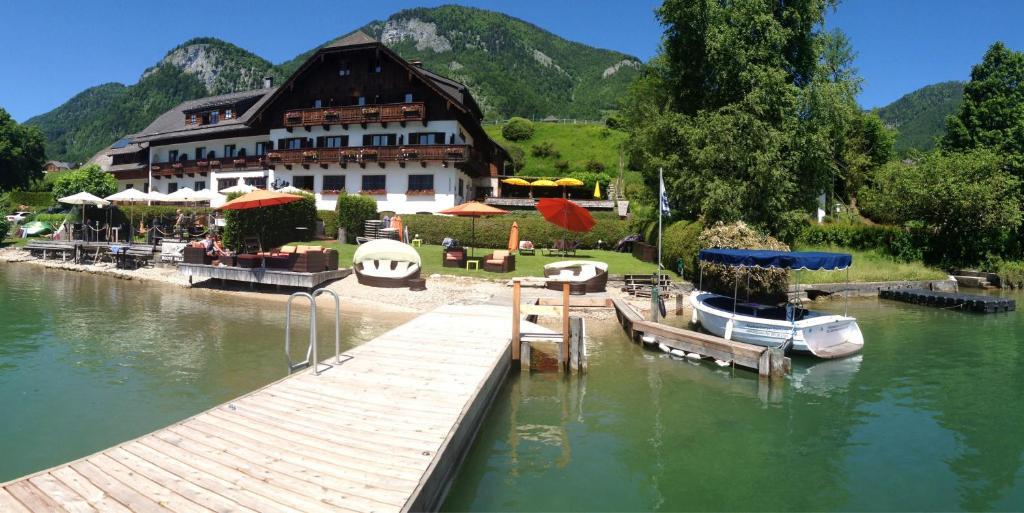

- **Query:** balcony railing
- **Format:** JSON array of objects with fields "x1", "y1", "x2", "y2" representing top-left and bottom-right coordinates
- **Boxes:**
[
  {"x1": 150, "y1": 155, "x2": 265, "y2": 177},
  {"x1": 266, "y1": 145, "x2": 469, "y2": 165},
  {"x1": 283, "y1": 102, "x2": 426, "y2": 127}
]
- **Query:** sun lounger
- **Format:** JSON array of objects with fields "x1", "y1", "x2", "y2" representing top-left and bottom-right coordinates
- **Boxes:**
[{"x1": 543, "y1": 260, "x2": 609, "y2": 293}]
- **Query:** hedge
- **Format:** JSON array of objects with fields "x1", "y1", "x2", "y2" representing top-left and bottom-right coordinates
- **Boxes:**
[
  {"x1": 336, "y1": 194, "x2": 378, "y2": 242},
  {"x1": 798, "y1": 222, "x2": 925, "y2": 262},
  {"x1": 223, "y1": 193, "x2": 317, "y2": 250},
  {"x1": 401, "y1": 211, "x2": 631, "y2": 249},
  {"x1": 661, "y1": 220, "x2": 704, "y2": 278},
  {"x1": 30, "y1": 213, "x2": 73, "y2": 226},
  {"x1": 8, "y1": 191, "x2": 55, "y2": 208},
  {"x1": 318, "y1": 210, "x2": 339, "y2": 238}
]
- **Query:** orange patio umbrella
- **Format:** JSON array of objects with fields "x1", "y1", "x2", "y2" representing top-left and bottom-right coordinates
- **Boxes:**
[
  {"x1": 439, "y1": 202, "x2": 509, "y2": 256},
  {"x1": 390, "y1": 215, "x2": 404, "y2": 242},
  {"x1": 536, "y1": 198, "x2": 595, "y2": 256},
  {"x1": 507, "y1": 221, "x2": 520, "y2": 253},
  {"x1": 217, "y1": 189, "x2": 303, "y2": 211}
]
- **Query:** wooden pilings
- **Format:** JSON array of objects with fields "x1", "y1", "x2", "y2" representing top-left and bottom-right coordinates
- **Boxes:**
[{"x1": 511, "y1": 280, "x2": 586, "y2": 374}]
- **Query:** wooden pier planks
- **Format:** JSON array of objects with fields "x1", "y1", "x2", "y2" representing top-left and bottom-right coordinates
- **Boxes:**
[
  {"x1": 178, "y1": 263, "x2": 351, "y2": 289},
  {"x1": 1, "y1": 304, "x2": 513, "y2": 513}
]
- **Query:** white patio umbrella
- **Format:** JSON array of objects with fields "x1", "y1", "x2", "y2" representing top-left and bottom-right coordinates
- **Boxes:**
[
  {"x1": 146, "y1": 190, "x2": 169, "y2": 203},
  {"x1": 58, "y1": 192, "x2": 111, "y2": 238},
  {"x1": 165, "y1": 187, "x2": 199, "y2": 202},
  {"x1": 220, "y1": 183, "x2": 255, "y2": 194},
  {"x1": 273, "y1": 185, "x2": 305, "y2": 194},
  {"x1": 193, "y1": 187, "x2": 227, "y2": 207},
  {"x1": 105, "y1": 188, "x2": 150, "y2": 242}
]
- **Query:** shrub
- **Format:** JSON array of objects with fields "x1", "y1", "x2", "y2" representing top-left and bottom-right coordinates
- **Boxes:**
[
  {"x1": 584, "y1": 159, "x2": 606, "y2": 173},
  {"x1": 531, "y1": 141, "x2": 560, "y2": 159},
  {"x1": 318, "y1": 210, "x2": 339, "y2": 238},
  {"x1": 507, "y1": 146, "x2": 526, "y2": 172},
  {"x1": 554, "y1": 160, "x2": 570, "y2": 173},
  {"x1": 568, "y1": 170, "x2": 612, "y2": 194},
  {"x1": 7, "y1": 191, "x2": 54, "y2": 208},
  {"x1": 798, "y1": 222, "x2": 924, "y2": 262},
  {"x1": 0, "y1": 216, "x2": 9, "y2": 242},
  {"x1": 402, "y1": 211, "x2": 631, "y2": 250},
  {"x1": 336, "y1": 194, "x2": 378, "y2": 242},
  {"x1": 697, "y1": 221, "x2": 790, "y2": 303},
  {"x1": 30, "y1": 213, "x2": 72, "y2": 226},
  {"x1": 662, "y1": 219, "x2": 704, "y2": 278},
  {"x1": 502, "y1": 117, "x2": 535, "y2": 141},
  {"x1": 223, "y1": 192, "x2": 317, "y2": 250},
  {"x1": 605, "y1": 113, "x2": 625, "y2": 130},
  {"x1": 51, "y1": 164, "x2": 117, "y2": 200}
]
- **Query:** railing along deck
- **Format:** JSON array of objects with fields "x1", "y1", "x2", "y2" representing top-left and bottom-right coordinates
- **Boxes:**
[
  {"x1": 267, "y1": 145, "x2": 469, "y2": 165},
  {"x1": 284, "y1": 102, "x2": 426, "y2": 127},
  {"x1": 151, "y1": 156, "x2": 265, "y2": 177}
]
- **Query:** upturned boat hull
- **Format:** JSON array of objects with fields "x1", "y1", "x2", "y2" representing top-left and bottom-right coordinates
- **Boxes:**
[{"x1": 690, "y1": 291, "x2": 863, "y2": 358}]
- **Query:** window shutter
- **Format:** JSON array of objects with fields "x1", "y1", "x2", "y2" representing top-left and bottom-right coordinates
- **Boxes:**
[
  {"x1": 306, "y1": 138, "x2": 313, "y2": 148},
  {"x1": 363, "y1": 134, "x2": 372, "y2": 146},
  {"x1": 341, "y1": 135, "x2": 349, "y2": 147},
  {"x1": 388, "y1": 134, "x2": 397, "y2": 146},
  {"x1": 277, "y1": 139, "x2": 287, "y2": 151}
]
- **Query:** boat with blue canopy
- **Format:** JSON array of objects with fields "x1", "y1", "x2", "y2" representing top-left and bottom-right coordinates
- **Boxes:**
[{"x1": 689, "y1": 248, "x2": 864, "y2": 358}]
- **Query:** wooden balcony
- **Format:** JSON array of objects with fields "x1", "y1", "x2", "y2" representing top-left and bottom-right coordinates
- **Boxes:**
[
  {"x1": 150, "y1": 155, "x2": 265, "y2": 178},
  {"x1": 266, "y1": 145, "x2": 469, "y2": 168},
  {"x1": 283, "y1": 102, "x2": 426, "y2": 128}
]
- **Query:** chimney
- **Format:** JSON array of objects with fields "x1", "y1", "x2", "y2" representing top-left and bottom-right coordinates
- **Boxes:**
[
  {"x1": 263, "y1": 76, "x2": 273, "y2": 88},
  {"x1": 410, "y1": 60, "x2": 423, "y2": 68}
]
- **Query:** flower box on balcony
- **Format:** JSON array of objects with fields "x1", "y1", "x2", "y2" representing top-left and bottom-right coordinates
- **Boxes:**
[
  {"x1": 321, "y1": 189, "x2": 344, "y2": 195},
  {"x1": 401, "y1": 105, "x2": 422, "y2": 116},
  {"x1": 405, "y1": 189, "x2": 435, "y2": 196},
  {"x1": 209, "y1": 160, "x2": 221, "y2": 167},
  {"x1": 233, "y1": 158, "x2": 247, "y2": 167},
  {"x1": 151, "y1": 164, "x2": 161, "y2": 171},
  {"x1": 445, "y1": 147, "x2": 465, "y2": 156},
  {"x1": 361, "y1": 108, "x2": 380, "y2": 117},
  {"x1": 172, "y1": 162, "x2": 184, "y2": 169},
  {"x1": 399, "y1": 148, "x2": 419, "y2": 159},
  {"x1": 197, "y1": 160, "x2": 209, "y2": 167},
  {"x1": 268, "y1": 152, "x2": 282, "y2": 161},
  {"x1": 285, "y1": 113, "x2": 302, "y2": 124},
  {"x1": 302, "y1": 151, "x2": 318, "y2": 161},
  {"x1": 360, "y1": 150, "x2": 379, "y2": 161},
  {"x1": 360, "y1": 189, "x2": 387, "y2": 196},
  {"x1": 324, "y1": 111, "x2": 340, "y2": 121}
]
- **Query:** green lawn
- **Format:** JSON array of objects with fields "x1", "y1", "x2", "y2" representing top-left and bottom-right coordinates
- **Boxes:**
[
  {"x1": 484, "y1": 123, "x2": 626, "y2": 177},
  {"x1": 290, "y1": 241, "x2": 660, "y2": 279},
  {"x1": 793, "y1": 245, "x2": 948, "y2": 284}
]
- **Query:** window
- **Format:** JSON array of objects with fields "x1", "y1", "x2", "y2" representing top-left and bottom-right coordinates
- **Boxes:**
[
  {"x1": 324, "y1": 136, "x2": 347, "y2": 148},
  {"x1": 167, "y1": 182, "x2": 179, "y2": 193},
  {"x1": 361, "y1": 175, "x2": 386, "y2": 192},
  {"x1": 410, "y1": 132, "x2": 445, "y2": 145},
  {"x1": 194, "y1": 181, "x2": 206, "y2": 191},
  {"x1": 369, "y1": 60, "x2": 381, "y2": 73},
  {"x1": 459, "y1": 178, "x2": 464, "y2": 198},
  {"x1": 292, "y1": 176, "x2": 314, "y2": 191},
  {"x1": 195, "y1": 147, "x2": 205, "y2": 160},
  {"x1": 357, "y1": 96, "x2": 366, "y2": 106},
  {"x1": 190, "y1": 114, "x2": 197, "y2": 125},
  {"x1": 167, "y1": 150, "x2": 178, "y2": 162},
  {"x1": 225, "y1": 109, "x2": 233, "y2": 119},
  {"x1": 363, "y1": 134, "x2": 396, "y2": 146},
  {"x1": 408, "y1": 174, "x2": 434, "y2": 192},
  {"x1": 287, "y1": 138, "x2": 303, "y2": 150},
  {"x1": 143, "y1": 183, "x2": 149, "y2": 193},
  {"x1": 224, "y1": 144, "x2": 237, "y2": 158},
  {"x1": 314, "y1": 99, "x2": 322, "y2": 108},
  {"x1": 209, "y1": 111, "x2": 219, "y2": 124},
  {"x1": 338, "y1": 62, "x2": 351, "y2": 76},
  {"x1": 125, "y1": 184, "x2": 134, "y2": 190},
  {"x1": 255, "y1": 142, "x2": 270, "y2": 156},
  {"x1": 404, "y1": 93, "x2": 413, "y2": 103},
  {"x1": 323, "y1": 175, "x2": 345, "y2": 192},
  {"x1": 244, "y1": 177, "x2": 267, "y2": 188}
]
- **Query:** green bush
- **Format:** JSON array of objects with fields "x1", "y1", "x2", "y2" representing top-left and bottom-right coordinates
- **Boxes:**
[
  {"x1": 502, "y1": 117, "x2": 535, "y2": 141},
  {"x1": 584, "y1": 159, "x2": 606, "y2": 173},
  {"x1": 223, "y1": 192, "x2": 317, "y2": 250},
  {"x1": 318, "y1": 210, "x2": 339, "y2": 237},
  {"x1": 0, "y1": 216, "x2": 9, "y2": 242},
  {"x1": 554, "y1": 160, "x2": 570, "y2": 173},
  {"x1": 51, "y1": 164, "x2": 117, "y2": 200},
  {"x1": 507, "y1": 146, "x2": 526, "y2": 172},
  {"x1": 30, "y1": 213, "x2": 72, "y2": 226},
  {"x1": 7, "y1": 191, "x2": 54, "y2": 208},
  {"x1": 798, "y1": 222, "x2": 925, "y2": 262},
  {"x1": 662, "y1": 219, "x2": 704, "y2": 278},
  {"x1": 605, "y1": 113, "x2": 625, "y2": 130},
  {"x1": 531, "y1": 141, "x2": 560, "y2": 159},
  {"x1": 402, "y1": 211, "x2": 631, "y2": 250},
  {"x1": 698, "y1": 221, "x2": 790, "y2": 303},
  {"x1": 336, "y1": 194, "x2": 378, "y2": 242}
]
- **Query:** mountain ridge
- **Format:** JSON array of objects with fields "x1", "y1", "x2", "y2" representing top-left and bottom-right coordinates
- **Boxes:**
[
  {"x1": 875, "y1": 80, "x2": 964, "y2": 154},
  {"x1": 26, "y1": 5, "x2": 643, "y2": 163}
]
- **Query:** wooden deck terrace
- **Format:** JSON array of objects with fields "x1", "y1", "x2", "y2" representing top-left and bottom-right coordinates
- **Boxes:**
[
  {"x1": 0, "y1": 304, "x2": 515, "y2": 512},
  {"x1": 483, "y1": 197, "x2": 617, "y2": 210},
  {"x1": 179, "y1": 263, "x2": 350, "y2": 289}
]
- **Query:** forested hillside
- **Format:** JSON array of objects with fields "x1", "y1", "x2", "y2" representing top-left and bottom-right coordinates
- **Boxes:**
[{"x1": 876, "y1": 81, "x2": 964, "y2": 154}]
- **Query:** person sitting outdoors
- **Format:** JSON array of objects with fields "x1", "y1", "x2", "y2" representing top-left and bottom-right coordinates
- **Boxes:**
[{"x1": 203, "y1": 234, "x2": 230, "y2": 257}]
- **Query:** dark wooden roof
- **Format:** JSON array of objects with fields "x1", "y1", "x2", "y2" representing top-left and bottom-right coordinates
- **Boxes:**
[{"x1": 131, "y1": 88, "x2": 276, "y2": 143}]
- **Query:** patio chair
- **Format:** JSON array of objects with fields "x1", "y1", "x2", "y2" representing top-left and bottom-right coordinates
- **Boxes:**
[
  {"x1": 443, "y1": 246, "x2": 467, "y2": 268},
  {"x1": 543, "y1": 261, "x2": 609, "y2": 293},
  {"x1": 483, "y1": 250, "x2": 516, "y2": 273},
  {"x1": 518, "y1": 240, "x2": 536, "y2": 256}
]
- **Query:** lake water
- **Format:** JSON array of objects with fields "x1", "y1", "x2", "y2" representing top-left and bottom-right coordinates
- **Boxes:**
[
  {"x1": 0, "y1": 263, "x2": 404, "y2": 482},
  {"x1": 443, "y1": 294, "x2": 1024, "y2": 511}
]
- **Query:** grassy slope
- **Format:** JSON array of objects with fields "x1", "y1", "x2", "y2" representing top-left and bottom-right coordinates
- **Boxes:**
[
  {"x1": 484, "y1": 123, "x2": 627, "y2": 177},
  {"x1": 290, "y1": 242, "x2": 658, "y2": 279},
  {"x1": 794, "y1": 245, "x2": 947, "y2": 284}
]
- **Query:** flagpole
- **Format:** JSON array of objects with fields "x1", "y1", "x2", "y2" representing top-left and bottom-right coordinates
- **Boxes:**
[{"x1": 654, "y1": 167, "x2": 664, "y2": 322}]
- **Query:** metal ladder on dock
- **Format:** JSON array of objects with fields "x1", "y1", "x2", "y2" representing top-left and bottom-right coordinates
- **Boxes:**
[{"x1": 285, "y1": 289, "x2": 342, "y2": 375}]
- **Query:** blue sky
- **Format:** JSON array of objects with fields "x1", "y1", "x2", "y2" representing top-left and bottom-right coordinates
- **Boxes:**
[{"x1": 2, "y1": 0, "x2": 1023, "y2": 122}]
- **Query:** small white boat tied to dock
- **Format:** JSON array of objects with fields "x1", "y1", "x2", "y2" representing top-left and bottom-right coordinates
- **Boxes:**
[{"x1": 690, "y1": 248, "x2": 864, "y2": 359}]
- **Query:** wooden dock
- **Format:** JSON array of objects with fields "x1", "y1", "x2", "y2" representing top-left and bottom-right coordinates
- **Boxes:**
[
  {"x1": 179, "y1": 263, "x2": 351, "y2": 289},
  {"x1": 0, "y1": 304, "x2": 513, "y2": 512},
  {"x1": 879, "y1": 288, "x2": 1016, "y2": 313}
]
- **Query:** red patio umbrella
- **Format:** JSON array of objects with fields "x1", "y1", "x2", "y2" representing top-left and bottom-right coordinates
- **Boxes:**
[
  {"x1": 536, "y1": 198, "x2": 595, "y2": 256},
  {"x1": 216, "y1": 189, "x2": 302, "y2": 211},
  {"x1": 439, "y1": 202, "x2": 509, "y2": 256}
]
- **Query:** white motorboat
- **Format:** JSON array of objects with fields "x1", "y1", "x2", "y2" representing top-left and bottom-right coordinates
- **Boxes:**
[{"x1": 691, "y1": 249, "x2": 864, "y2": 359}]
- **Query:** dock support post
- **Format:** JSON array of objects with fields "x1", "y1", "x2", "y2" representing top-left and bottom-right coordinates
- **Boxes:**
[
  {"x1": 758, "y1": 350, "x2": 771, "y2": 378},
  {"x1": 562, "y1": 282, "x2": 570, "y2": 370},
  {"x1": 512, "y1": 280, "x2": 521, "y2": 362},
  {"x1": 769, "y1": 347, "x2": 785, "y2": 379},
  {"x1": 569, "y1": 316, "x2": 584, "y2": 373}
]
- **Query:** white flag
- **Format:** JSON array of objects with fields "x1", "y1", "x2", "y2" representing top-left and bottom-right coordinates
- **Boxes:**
[{"x1": 659, "y1": 172, "x2": 671, "y2": 215}]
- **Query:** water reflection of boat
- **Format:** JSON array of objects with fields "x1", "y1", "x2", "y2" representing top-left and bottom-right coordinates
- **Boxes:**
[
  {"x1": 691, "y1": 249, "x2": 864, "y2": 358},
  {"x1": 790, "y1": 354, "x2": 863, "y2": 395}
]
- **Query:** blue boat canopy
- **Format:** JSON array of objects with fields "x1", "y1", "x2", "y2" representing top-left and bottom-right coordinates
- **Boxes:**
[{"x1": 698, "y1": 248, "x2": 852, "y2": 271}]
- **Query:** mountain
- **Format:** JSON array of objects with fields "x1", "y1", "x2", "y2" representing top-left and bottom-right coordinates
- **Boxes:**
[
  {"x1": 876, "y1": 81, "x2": 964, "y2": 154},
  {"x1": 25, "y1": 5, "x2": 643, "y2": 164}
]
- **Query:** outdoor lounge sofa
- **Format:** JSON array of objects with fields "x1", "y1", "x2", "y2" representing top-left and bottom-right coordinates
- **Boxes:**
[
  {"x1": 543, "y1": 260, "x2": 609, "y2": 293},
  {"x1": 442, "y1": 246, "x2": 467, "y2": 268},
  {"x1": 182, "y1": 245, "x2": 213, "y2": 265},
  {"x1": 482, "y1": 250, "x2": 515, "y2": 273},
  {"x1": 353, "y1": 239, "x2": 422, "y2": 288}
]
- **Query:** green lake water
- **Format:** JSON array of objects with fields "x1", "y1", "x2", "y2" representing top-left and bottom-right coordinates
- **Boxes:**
[
  {"x1": 0, "y1": 263, "x2": 404, "y2": 482},
  {"x1": 444, "y1": 294, "x2": 1024, "y2": 512}
]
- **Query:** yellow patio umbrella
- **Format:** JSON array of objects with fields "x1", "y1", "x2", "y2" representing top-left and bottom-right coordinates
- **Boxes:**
[
  {"x1": 501, "y1": 177, "x2": 531, "y2": 186},
  {"x1": 530, "y1": 179, "x2": 558, "y2": 187},
  {"x1": 555, "y1": 177, "x2": 584, "y2": 198},
  {"x1": 593, "y1": 181, "x2": 602, "y2": 199}
]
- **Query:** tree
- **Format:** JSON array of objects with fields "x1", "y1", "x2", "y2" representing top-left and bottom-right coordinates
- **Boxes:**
[
  {"x1": 0, "y1": 107, "x2": 46, "y2": 192},
  {"x1": 51, "y1": 164, "x2": 117, "y2": 200},
  {"x1": 943, "y1": 42, "x2": 1024, "y2": 175},
  {"x1": 859, "y1": 149, "x2": 1021, "y2": 265},
  {"x1": 501, "y1": 117, "x2": 535, "y2": 141}
]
